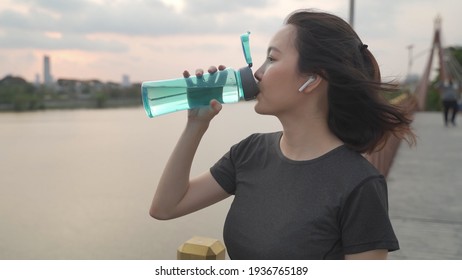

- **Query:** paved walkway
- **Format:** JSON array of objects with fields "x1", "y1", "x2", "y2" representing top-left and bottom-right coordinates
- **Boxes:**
[{"x1": 387, "y1": 112, "x2": 462, "y2": 259}]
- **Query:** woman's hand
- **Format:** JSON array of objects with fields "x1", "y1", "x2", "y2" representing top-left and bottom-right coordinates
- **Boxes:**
[{"x1": 183, "y1": 65, "x2": 226, "y2": 125}]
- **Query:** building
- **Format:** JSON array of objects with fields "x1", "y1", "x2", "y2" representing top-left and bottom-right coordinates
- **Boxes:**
[
  {"x1": 35, "y1": 73, "x2": 40, "y2": 87},
  {"x1": 122, "y1": 74, "x2": 131, "y2": 87},
  {"x1": 43, "y1": 55, "x2": 53, "y2": 86}
]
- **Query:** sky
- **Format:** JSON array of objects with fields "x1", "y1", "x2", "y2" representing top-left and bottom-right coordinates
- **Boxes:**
[{"x1": 0, "y1": 0, "x2": 461, "y2": 84}]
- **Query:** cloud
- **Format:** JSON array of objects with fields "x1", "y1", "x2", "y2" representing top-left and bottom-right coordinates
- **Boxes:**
[
  {"x1": 0, "y1": 30, "x2": 128, "y2": 52},
  {"x1": 0, "y1": 0, "x2": 283, "y2": 54},
  {"x1": 0, "y1": 8, "x2": 57, "y2": 31},
  {"x1": 183, "y1": 0, "x2": 271, "y2": 14},
  {"x1": 17, "y1": 0, "x2": 89, "y2": 13},
  {"x1": 2, "y1": 0, "x2": 459, "y2": 82},
  {"x1": 0, "y1": 1, "x2": 180, "y2": 35},
  {"x1": 0, "y1": 0, "x2": 281, "y2": 38}
]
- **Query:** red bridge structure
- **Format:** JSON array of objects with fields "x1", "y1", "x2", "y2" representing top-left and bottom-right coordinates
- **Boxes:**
[
  {"x1": 367, "y1": 15, "x2": 461, "y2": 177},
  {"x1": 367, "y1": 16, "x2": 462, "y2": 260}
]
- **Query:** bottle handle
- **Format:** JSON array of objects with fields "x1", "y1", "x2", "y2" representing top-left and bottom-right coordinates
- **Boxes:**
[{"x1": 240, "y1": 31, "x2": 253, "y2": 68}]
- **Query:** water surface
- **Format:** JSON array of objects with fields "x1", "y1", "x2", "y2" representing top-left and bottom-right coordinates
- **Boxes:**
[{"x1": 0, "y1": 104, "x2": 281, "y2": 259}]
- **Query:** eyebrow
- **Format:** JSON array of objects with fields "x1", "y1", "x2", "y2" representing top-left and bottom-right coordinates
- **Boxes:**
[{"x1": 267, "y1": 46, "x2": 282, "y2": 54}]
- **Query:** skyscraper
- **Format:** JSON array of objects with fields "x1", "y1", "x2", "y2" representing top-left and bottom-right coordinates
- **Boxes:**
[
  {"x1": 43, "y1": 55, "x2": 53, "y2": 86},
  {"x1": 35, "y1": 73, "x2": 40, "y2": 87},
  {"x1": 122, "y1": 74, "x2": 130, "y2": 87}
]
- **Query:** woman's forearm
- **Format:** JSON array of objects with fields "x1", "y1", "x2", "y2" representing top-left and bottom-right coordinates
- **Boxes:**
[{"x1": 149, "y1": 121, "x2": 209, "y2": 220}]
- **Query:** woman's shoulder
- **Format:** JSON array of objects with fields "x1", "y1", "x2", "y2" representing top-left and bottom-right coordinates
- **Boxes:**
[
  {"x1": 236, "y1": 131, "x2": 282, "y2": 147},
  {"x1": 228, "y1": 131, "x2": 281, "y2": 158},
  {"x1": 326, "y1": 146, "x2": 383, "y2": 187}
]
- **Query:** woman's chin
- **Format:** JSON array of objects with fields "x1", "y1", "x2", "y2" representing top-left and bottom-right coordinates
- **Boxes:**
[{"x1": 254, "y1": 103, "x2": 270, "y2": 115}]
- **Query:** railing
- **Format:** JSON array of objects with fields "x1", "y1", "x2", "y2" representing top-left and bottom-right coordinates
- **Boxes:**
[{"x1": 365, "y1": 94, "x2": 418, "y2": 177}]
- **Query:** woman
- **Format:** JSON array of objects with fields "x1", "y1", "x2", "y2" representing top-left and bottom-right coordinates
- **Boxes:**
[{"x1": 149, "y1": 9, "x2": 415, "y2": 259}]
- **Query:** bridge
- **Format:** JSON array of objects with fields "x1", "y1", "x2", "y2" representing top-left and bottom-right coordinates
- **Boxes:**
[
  {"x1": 366, "y1": 16, "x2": 462, "y2": 259},
  {"x1": 387, "y1": 112, "x2": 462, "y2": 259}
]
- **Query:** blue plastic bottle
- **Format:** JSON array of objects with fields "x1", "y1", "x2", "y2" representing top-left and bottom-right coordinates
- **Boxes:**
[{"x1": 141, "y1": 32, "x2": 259, "y2": 118}]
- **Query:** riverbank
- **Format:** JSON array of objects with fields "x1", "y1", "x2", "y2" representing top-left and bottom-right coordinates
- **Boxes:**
[{"x1": 0, "y1": 97, "x2": 142, "y2": 111}]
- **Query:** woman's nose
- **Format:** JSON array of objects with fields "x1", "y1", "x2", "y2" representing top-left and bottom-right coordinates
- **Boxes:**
[{"x1": 254, "y1": 65, "x2": 263, "y2": 82}]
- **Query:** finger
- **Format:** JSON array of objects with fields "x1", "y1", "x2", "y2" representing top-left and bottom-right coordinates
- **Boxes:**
[
  {"x1": 183, "y1": 70, "x2": 190, "y2": 78},
  {"x1": 208, "y1": 66, "x2": 218, "y2": 74},
  {"x1": 207, "y1": 68, "x2": 217, "y2": 84},
  {"x1": 216, "y1": 69, "x2": 228, "y2": 86},
  {"x1": 195, "y1": 69, "x2": 204, "y2": 78},
  {"x1": 218, "y1": 65, "x2": 226, "y2": 71},
  {"x1": 210, "y1": 99, "x2": 223, "y2": 114}
]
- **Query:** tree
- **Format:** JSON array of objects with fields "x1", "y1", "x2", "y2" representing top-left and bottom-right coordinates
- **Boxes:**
[{"x1": 0, "y1": 75, "x2": 43, "y2": 111}]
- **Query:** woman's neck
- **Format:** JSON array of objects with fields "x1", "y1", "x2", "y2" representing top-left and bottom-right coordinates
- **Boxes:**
[{"x1": 279, "y1": 115, "x2": 343, "y2": 161}]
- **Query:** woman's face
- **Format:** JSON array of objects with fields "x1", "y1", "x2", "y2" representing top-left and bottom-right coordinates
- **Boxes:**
[{"x1": 254, "y1": 24, "x2": 308, "y2": 116}]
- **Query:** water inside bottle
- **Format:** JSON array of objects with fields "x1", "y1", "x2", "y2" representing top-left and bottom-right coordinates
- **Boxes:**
[{"x1": 142, "y1": 70, "x2": 241, "y2": 117}]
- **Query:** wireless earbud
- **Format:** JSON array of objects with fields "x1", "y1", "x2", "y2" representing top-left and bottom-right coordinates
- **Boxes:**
[{"x1": 298, "y1": 76, "x2": 316, "y2": 92}]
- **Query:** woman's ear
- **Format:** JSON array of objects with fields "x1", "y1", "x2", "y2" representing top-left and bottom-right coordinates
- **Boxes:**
[{"x1": 298, "y1": 75, "x2": 321, "y2": 92}]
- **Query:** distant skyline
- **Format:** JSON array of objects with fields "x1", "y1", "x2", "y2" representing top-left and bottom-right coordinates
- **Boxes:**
[
  {"x1": 34, "y1": 54, "x2": 132, "y2": 85},
  {"x1": 43, "y1": 55, "x2": 52, "y2": 85},
  {"x1": 1, "y1": 0, "x2": 461, "y2": 83}
]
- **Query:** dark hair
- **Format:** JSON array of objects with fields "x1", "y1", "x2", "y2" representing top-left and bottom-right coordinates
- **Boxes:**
[{"x1": 285, "y1": 10, "x2": 415, "y2": 153}]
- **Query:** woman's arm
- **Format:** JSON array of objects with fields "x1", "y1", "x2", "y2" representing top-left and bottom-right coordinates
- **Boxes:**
[
  {"x1": 149, "y1": 110, "x2": 230, "y2": 220},
  {"x1": 345, "y1": 249, "x2": 388, "y2": 260},
  {"x1": 149, "y1": 66, "x2": 231, "y2": 220}
]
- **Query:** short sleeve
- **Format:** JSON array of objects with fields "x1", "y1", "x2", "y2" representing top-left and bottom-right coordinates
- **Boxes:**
[
  {"x1": 210, "y1": 133, "x2": 267, "y2": 195},
  {"x1": 340, "y1": 176, "x2": 399, "y2": 254},
  {"x1": 210, "y1": 150, "x2": 237, "y2": 195}
]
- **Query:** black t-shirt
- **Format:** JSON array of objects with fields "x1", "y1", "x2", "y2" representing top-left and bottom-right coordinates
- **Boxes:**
[{"x1": 210, "y1": 132, "x2": 399, "y2": 259}]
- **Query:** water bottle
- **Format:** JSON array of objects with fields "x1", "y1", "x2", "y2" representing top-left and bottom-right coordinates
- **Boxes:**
[{"x1": 141, "y1": 32, "x2": 259, "y2": 118}]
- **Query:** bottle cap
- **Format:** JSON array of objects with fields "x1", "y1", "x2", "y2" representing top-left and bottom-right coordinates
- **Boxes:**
[{"x1": 239, "y1": 66, "x2": 259, "y2": 100}]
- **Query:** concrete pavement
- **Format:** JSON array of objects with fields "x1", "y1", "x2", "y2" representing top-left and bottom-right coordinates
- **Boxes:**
[{"x1": 387, "y1": 112, "x2": 462, "y2": 259}]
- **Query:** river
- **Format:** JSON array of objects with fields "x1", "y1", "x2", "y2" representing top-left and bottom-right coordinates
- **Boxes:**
[{"x1": 0, "y1": 104, "x2": 282, "y2": 259}]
